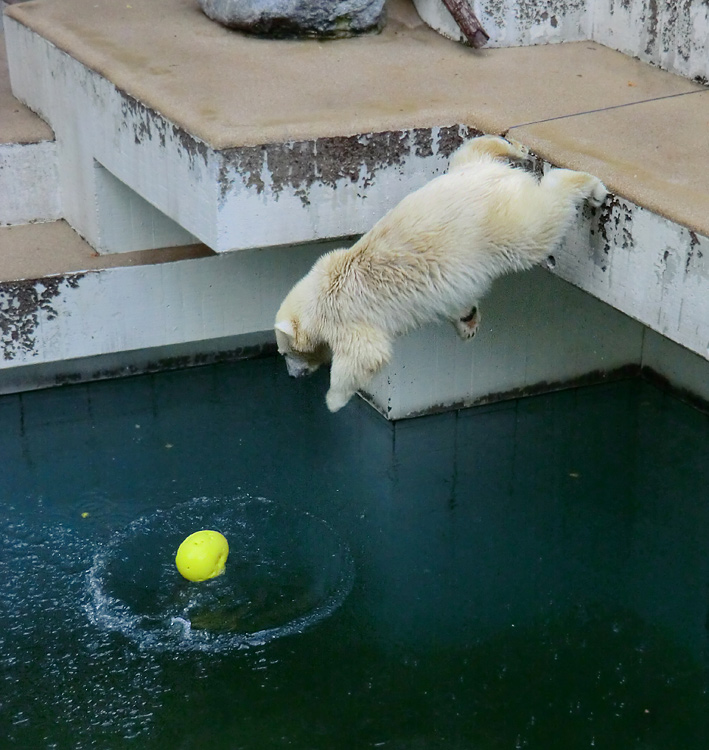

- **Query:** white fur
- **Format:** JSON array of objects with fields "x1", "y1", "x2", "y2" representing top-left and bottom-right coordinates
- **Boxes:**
[{"x1": 275, "y1": 136, "x2": 608, "y2": 412}]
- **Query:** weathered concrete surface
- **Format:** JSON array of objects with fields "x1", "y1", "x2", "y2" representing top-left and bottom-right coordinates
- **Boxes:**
[
  {"x1": 0, "y1": 221, "x2": 212, "y2": 282},
  {"x1": 198, "y1": 0, "x2": 386, "y2": 38},
  {"x1": 593, "y1": 0, "x2": 709, "y2": 84},
  {"x1": 509, "y1": 91, "x2": 709, "y2": 238},
  {"x1": 0, "y1": 332, "x2": 275, "y2": 395},
  {"x1": 551, "y1": 198, "x2": 709, "y2": 364},
  {"x1": 0, "y1": 141, "x2": 60, "y2": 225},
  {"x1": 413, "y1": 0, "x2": 589, "y2": 48}
]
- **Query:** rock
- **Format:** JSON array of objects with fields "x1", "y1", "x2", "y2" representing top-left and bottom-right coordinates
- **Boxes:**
[{"x1": 198, "y1": 0, "x2": 388, "y2": 39}]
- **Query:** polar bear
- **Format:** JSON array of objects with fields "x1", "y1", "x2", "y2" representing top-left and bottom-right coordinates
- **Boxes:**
[{"x1": 275, "y1": 135, "x2": 607, "y2": 412}]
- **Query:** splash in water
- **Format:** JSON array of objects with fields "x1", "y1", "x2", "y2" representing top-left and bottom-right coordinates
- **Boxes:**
[{"x1": 86, "y1": 496, "x2": 355, "y2": 653}]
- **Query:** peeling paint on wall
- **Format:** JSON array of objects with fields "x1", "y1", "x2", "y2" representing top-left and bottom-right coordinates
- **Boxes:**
[
  {"x1": 117, "y1": 88, "x2": 210, "y2": 168},
  {"x1": 598, "y1": 195, "x2": 635, "y2": 256},
  {"x1": 594, "y1": 0, "x2": 709, "y2": 82},
  {"x1": 556, "y1": 199, "x2": 709, "y2": 362},
  {"x1": 415, "y1": 0, "x2": 589, "y2": 48},
  {"x1": 415, "y1": 0, "x2": 709, "y2": 81},
  {"x1": 0, "y1": 275, "x2": 83, "y2": 361},
  {"x1": 217, "y1": 125, "x2": 480, "y2": 205}
]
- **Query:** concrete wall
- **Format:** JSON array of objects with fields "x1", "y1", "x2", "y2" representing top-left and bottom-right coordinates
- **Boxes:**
[
  {"x1": 363, "y1": 268, "x2": 645, "y2": 419},
  {"x1": 593, "y1": 0, "x2": 709, "y2": 83},
  {"x1": 0, "y1": 140, "x2": 60, "y2": 226},
  {"x1": 414, "y1": 0, "x2": 709, "y2": 82},
  {"x1": 0, "y1": 240, "x2": 327, "y2": 393}
]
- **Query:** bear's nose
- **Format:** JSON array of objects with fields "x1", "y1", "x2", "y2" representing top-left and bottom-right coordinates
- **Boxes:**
[{"x1": 285, "y1": 356, "x2": 310, "y2": 378}]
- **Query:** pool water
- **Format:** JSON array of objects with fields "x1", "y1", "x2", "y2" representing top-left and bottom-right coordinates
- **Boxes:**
[{"x1": 0, "y1": 357, "x2": 708, "y2": 749}]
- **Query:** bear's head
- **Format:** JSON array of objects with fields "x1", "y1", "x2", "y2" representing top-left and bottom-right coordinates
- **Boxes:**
[{"x1": 275, "y1": 274, "x2": 331, "y2": 379}]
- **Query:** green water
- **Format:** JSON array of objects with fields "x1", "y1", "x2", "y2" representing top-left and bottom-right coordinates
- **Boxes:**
[{"x1": 0, "y1": 357, "x2": 708, "y2": 749}]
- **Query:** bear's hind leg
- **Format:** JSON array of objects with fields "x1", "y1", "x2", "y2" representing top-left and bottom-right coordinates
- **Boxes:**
[
  {"x1": 449, "y1": 136, "x2": 530, "y2": 173},
  {"x1": 453, "y1": 304, "x2": 481, "y2": 340}
]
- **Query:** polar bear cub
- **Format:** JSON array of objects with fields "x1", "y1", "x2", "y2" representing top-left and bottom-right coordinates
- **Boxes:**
[{"x1": 275, "y1": 135, "x2": 607, "y2": 412}]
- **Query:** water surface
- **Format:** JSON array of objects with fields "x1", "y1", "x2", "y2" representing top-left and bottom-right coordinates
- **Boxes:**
[{"x1": 1, "y1": 358, "x2": 707, "y2": 748}]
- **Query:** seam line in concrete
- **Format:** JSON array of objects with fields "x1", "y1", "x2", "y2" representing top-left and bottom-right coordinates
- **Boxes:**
[{"x1": 505, "y1": 88, "x2": 708, "y2": 133}]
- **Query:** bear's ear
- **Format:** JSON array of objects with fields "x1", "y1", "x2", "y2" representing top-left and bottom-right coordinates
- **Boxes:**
[{"x1": 275, "y1": 319, "x2": 295, "y2": 339}]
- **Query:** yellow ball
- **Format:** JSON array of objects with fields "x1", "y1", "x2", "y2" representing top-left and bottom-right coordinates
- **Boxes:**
[{"x1": 175, "y1": 530, "x2": 229, "y2": 582}]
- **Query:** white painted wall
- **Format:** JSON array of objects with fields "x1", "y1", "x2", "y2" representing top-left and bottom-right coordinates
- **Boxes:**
[
  {"x1": 593, "y1": 0, "x2": 709, "y2": 83},
  {"x1": 0, "y1": 141, "x2": 60, "y2": 225},
  {"x1": 5, "y1": 19, "x2": 211, "y2": 253},
  {"x1": 413, "y1": 0, "x2": 590, "y2": 48},
  {"x1": 0, "y1": 240, "x2": 326, "y2": 369},
  {"x1": 414, "y1": 0, "x2": 709, "y2": 81},
  {"x1": 214, "y1": 128, "x2": 465, "y2": 252},
  {"x1": 642, "y1": 331, "x2": 709, "y2": 405},
  {"x1": 93, "y1": 164, "x2": 197, "y2": 254},
  {"x1": 553, "y1": 199, "x2": 709, "y2": 364},
  {"x1": 363, "y1": 268, "x2": 644, "y2": 419}
]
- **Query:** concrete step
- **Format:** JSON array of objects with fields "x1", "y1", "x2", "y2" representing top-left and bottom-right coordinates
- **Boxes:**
[
  {"x1": 4, "y1": 0, "x2": 708, "y2": 251},
  {"x1": 2, "y1": 0, "x2": 709, "y2": 416},
  {"x1": 0, "y1": 27, "x2": 59, "y2": 226},
  {"x1": 0, "y1": 220, "x2": 333, "y2": 392}
]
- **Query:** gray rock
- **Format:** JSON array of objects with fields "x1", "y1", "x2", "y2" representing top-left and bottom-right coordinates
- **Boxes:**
[{"x1": 198, "y1": 0, "x2": 387, "y2": 38}]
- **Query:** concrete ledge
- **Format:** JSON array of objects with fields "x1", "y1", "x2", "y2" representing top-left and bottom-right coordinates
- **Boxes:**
[
  {"x1": 0, "y1": 221, "x2": 213, "y2": 282},
  {"x1": 5, "y1": 0, "x2": 708, "y2": 253},
  {"x1": 509, "y1": 94, "x2": 709, "y2": 239},
  {"x1": 0, "y1": 222, "x2": 331, "y2": 371},
  {"x1": 549, "y1": 197, "x2": 709, "y2": 365}
]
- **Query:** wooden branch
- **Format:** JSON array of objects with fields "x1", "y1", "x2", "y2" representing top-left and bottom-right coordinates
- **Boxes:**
[{"x1": 440, "y1": 0, "x2": 490, "y2": 48}]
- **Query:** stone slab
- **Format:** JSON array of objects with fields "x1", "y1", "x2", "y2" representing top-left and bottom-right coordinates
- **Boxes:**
[
  {"x1": 0, "y1": 221, "x2": 213, "y2": 282},
  {"x1": 5, "y1": 0, "x2": 701, "y2": 148},
  {"x1": 510, "y1": 91, "x2": 709, "y2": 237}
]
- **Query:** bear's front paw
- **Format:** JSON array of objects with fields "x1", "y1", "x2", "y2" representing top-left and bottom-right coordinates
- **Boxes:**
[
  {"x1": 326, "y1": 388, "x2": 353, "y2": 413},
  {"x1": 506, "y1": 138, "x2": 531, "y2": 163},
  {"x1": 588, "y1": 179, "x2": 608, "y2": 208}
]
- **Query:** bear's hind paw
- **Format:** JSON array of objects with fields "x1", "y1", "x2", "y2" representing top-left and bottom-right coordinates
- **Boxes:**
[{"x1": 454, "y1": 305, "x2": 481, "y2": 340}]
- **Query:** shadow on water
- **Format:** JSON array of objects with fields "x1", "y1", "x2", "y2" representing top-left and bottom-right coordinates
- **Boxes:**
[{"x1": 0, "y1": 356, "x2": 707, "y2": 748}]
